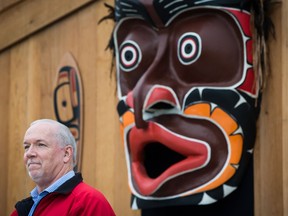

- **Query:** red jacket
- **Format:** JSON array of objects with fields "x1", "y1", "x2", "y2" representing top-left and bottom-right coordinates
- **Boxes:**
[{"x1": 10, "y1": 173, "x2": 116, "y2": 216}]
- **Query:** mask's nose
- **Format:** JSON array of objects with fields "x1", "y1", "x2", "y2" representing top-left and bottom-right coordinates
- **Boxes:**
[
  {"x1": 142, "y1": 85, "x2": 181, "y2": 121},
  {"x1": 126, "y1": 85, "x2": 181, "y2": 128}
]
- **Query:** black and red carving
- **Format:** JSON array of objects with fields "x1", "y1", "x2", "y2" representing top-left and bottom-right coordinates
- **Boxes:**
[
  {"x1": 53, "y1": 52, "x2": 83, "y2": 172},
  {"x1": 110, "y1": 0, "x2": 272, "y2": 210}
]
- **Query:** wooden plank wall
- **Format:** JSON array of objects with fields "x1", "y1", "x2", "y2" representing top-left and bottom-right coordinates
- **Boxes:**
[
  {"x1": 0, "y1": 0, "x2": 101, "y2": 51},
  {"x1": 0, "y1": 0, "x2": 140, "y2": 215},
  {"x1": 254, "y1": 2, "x2": 283, "y2": 215},
  {"x1": 0, "y1": 0, "x2": 22, "y2": 12},
  {"x1": 282, "y1": 1, "x2": 288, "y2": 214},
  {"x1": 0, "y1": 48, "x2": 10, "y2": 215},
  {"x1": 0, "y1": 0, "x2": 286, "y2": 216}
]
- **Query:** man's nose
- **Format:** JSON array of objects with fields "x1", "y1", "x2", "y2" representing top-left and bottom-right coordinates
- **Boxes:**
[{"x1": 25, "y1": 145, "x2": 37, "y2": 157}]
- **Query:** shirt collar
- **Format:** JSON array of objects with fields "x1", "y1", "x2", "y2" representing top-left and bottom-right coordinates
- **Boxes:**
[{"x1": 30, "y1": 170, "x2": 75, "y2": 199}]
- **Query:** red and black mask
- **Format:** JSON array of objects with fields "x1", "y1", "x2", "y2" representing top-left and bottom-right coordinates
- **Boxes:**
[{"x1": 113, "y1": 0, "x2": 259, "y2": 209}]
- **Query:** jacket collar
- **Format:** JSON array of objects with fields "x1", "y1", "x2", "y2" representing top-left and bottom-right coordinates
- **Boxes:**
[{"x1": 15, "y1": 172, "x2": 83, "y2": 216}]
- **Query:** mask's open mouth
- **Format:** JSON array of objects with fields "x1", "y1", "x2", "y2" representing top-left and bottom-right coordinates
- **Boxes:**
[
  {"x1": 143, "y1": 143, "x2": 187, "y2": 179},
  {"x1": 128, "y1": 120, "x2": 211, "y2": 197},
  {"x1": 122, "y1": 101, "x2": 243, "y2": 199}
]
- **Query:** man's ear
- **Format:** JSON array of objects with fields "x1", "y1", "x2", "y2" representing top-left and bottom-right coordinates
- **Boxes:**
[{"x1": 63, "y1": 145, "x2": 73, "y2": 163}]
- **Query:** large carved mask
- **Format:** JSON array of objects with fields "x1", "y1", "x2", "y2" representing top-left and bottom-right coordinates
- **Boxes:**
[{"x1": 113, "y1": 0, "x2": 261, "y2": 209}]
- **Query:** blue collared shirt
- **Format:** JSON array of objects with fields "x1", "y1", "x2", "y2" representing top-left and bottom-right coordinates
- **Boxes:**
[{"x1": 28, "y1": 170, "x2": 75, "y2": 216}]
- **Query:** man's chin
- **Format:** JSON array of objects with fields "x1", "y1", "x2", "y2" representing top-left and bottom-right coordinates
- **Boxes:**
[{"x1": 28, "y1": 170, "x2": 42, "y2": 181}]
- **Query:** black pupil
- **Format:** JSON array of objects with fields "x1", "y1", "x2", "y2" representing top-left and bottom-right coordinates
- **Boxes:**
[
  {"x1": 125, "y1": 50, "x2": 133, "y2": 61},
  {"x1": 185, "y1": 43, "x2": 193, "y2": 54}
]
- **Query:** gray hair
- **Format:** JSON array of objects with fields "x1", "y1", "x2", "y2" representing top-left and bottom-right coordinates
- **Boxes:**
[{"x1": 30, "y1": 119, "x2": 77, "y2": 167}]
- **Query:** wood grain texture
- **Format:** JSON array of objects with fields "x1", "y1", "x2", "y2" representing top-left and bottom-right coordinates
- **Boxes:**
[
  {"x1": 0, "y1": 0, "x2": 22, "y2": 12},
  {"x1": 0, "y1": 0, "x2": 97, "y2": 52},
  {"x1": 6, "y1": 41, "x2": 36, "y2": 213},
  {"x1": 0, "y1": 50, "x2": 10, "y2": 216},
  {"x1": 280, "y1": 0, "x2": 288, "y2": 215},
  {"x1": 254, "y1": 2, "x2": 283, "y2": 216},
  {"x1": 1, "y1": 1, "x2": 140, "y2": 215}
]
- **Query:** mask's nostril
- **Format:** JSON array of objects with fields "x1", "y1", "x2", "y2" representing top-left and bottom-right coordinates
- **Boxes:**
[{"x1": 146, "y1": 101, "x2": 176, "y2": 112}]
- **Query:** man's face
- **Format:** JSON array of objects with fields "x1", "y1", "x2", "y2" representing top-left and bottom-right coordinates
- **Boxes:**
[
  {"x1": 114, "y1": 0, "x2": 258, "y2": 208},
  {"x1": 23, "y1": 123, "x2": 66, "y2": 188}
]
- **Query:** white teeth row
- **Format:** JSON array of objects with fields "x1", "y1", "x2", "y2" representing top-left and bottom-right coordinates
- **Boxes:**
[
  {"x1": 120, "y1": 86, "x2": 249, "y2": 122},
  {"x1": 131, "y1": 184, "x2": 238, "y2": 209},
  {"x1": 199, "y1": 184, "x2": 237, "y2": 205}
]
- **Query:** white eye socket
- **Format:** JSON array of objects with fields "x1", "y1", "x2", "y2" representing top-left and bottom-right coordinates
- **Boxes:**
[
  {"x1": 178, "y1": 32, "x2": 202, "y2": 65},
  {"x1": 119, "y1": 40, "x2": 142, "y2": 72}
]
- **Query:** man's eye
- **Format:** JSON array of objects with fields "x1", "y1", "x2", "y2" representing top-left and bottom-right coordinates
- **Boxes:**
[
  {"x1": 38, "y1": 143, "x2": 46, "y2": 147},
  {"x1": 24, "y1": 145, "x2": 30, "y2": 150}
]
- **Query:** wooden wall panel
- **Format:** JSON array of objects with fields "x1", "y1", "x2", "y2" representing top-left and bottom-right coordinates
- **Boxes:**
[
  {"x1": 281, "y1": 0, "x2": 288, "y2": 215},
  {"x1": 2, "y1": 1, "x2": 140, "y2": 215},
  {"x1": 6, "y1": 40, "x2": 36, "y2": 213},
  {"x1": 0, "y1": 0, "x2": 22, "y2": 12},
  {"x1": 254, "y1": 3, "x2": 283, "y2": 216},
  {"x1": 0, "y1": 0, "x2": 98, "y2": 52},
  {"x1": 0, "y1": 50, "x2": 10, "y2": 216}
]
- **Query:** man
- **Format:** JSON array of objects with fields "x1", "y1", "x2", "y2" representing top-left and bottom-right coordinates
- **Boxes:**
[{"x1": 10, "y1": 119, "x2": 116, "y2": 216}]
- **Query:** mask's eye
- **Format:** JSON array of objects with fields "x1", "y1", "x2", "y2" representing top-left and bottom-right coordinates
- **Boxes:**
[
  {"x1": 178, "y1": 32, "x2": 202, "y2": 65},
  {"x1": 119, "y1": 40, "x2": 142, "y2": 72}
]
